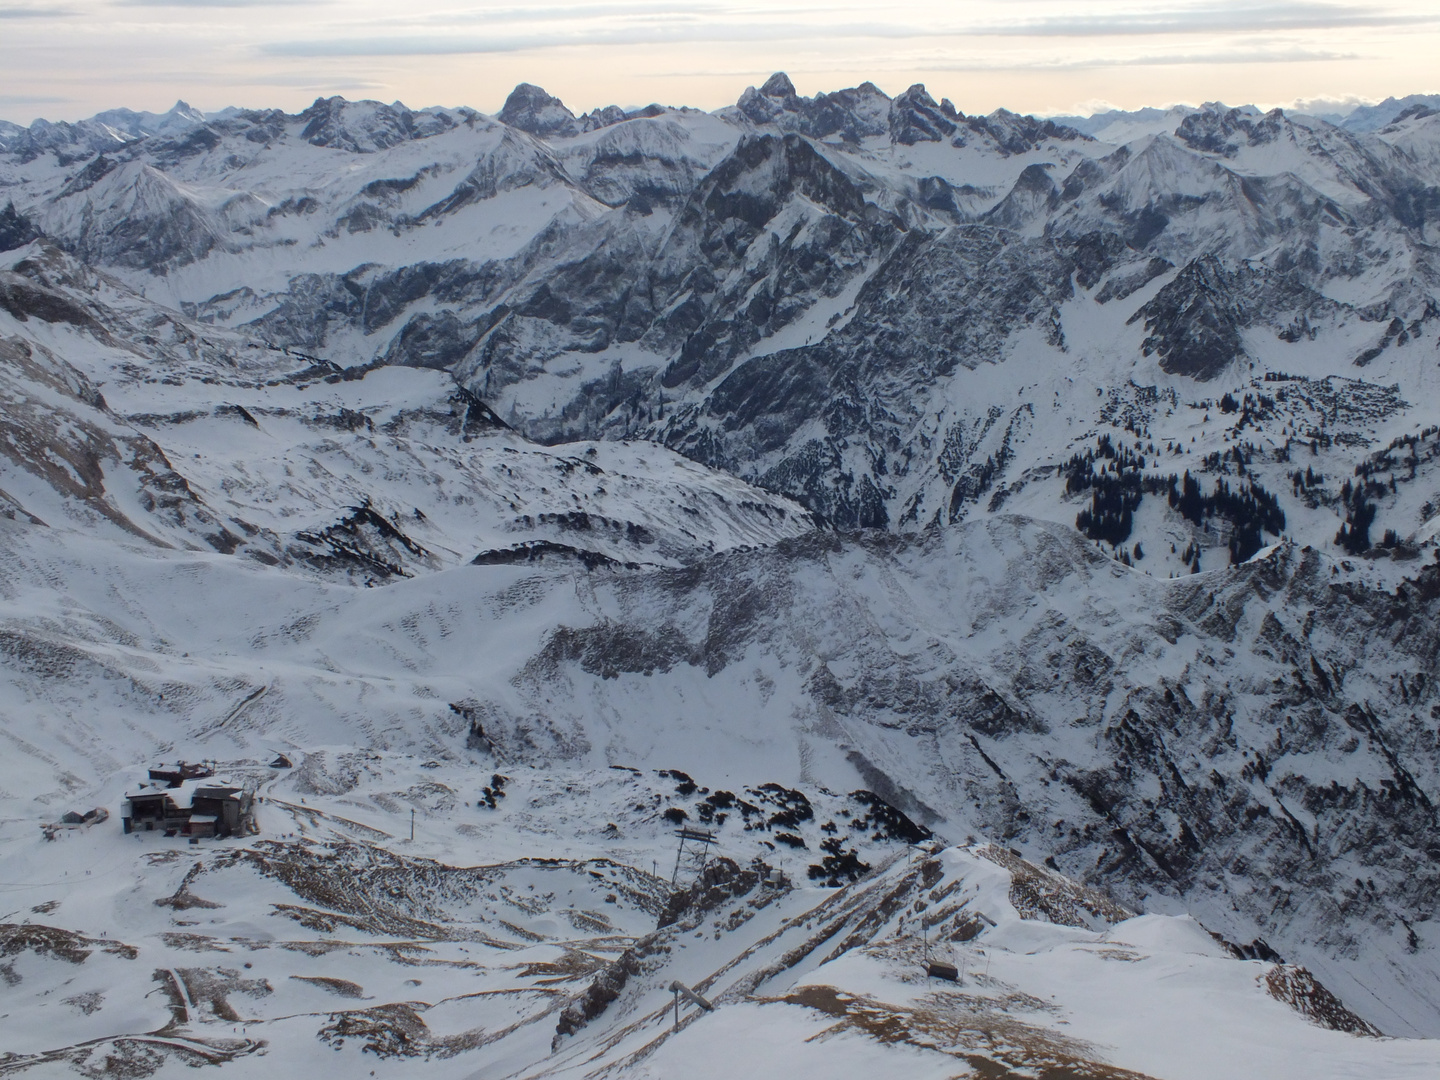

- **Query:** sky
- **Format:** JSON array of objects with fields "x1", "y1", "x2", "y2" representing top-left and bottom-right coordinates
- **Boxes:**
[{"x1": 2, "y1": 0, "x2": 1439, "y2": 124}]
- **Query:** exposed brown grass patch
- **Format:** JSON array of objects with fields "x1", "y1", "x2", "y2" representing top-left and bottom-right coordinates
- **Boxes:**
[
  {"x1": 514, "y1": 949, "x2": 608, "y2": 984},
  {"x1": 290, "y1": 974, "x2": 367, "y2": 998},
  {"x1": 175, "y1": 967, "x2": 273, "y2": 1024},
  {"x1": 976, "y1": 846, "x2": 1132, "y2": 927},
  {"x1": 159, "y1": 932, "x2": 229, "y2": 953},
  {"x1": 1263, "y1": 965, "x2": 1381, "y2": 1036},
  {"x1": 0, "y1": 924, "x2": 138, "y2": 964},
  {"x1": 776, "y1": 984, "x2": 1159, "y2": 1079}
]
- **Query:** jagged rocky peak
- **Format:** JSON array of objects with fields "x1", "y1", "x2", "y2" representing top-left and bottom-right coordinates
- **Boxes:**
[
  {"x1": 0, "y1": 116, "x2": 136, "y2": 163},
  {"x1": 893, "y1": 96, "x2": 1090, "y2": 155},
  {"x1": 297, "y1": 96, "x2": 456, "y2": 153},
  {"x1": 734, "y1": 73, "x2": 798, "y2": 124},
  {"x1": 889, "y1": 83, "x2": 959, "y2": 144},
  {"x1": 763, "y1": 71, "x2": 798, "y2": 98},
  {"x1": 577, "y1": 102, "x2": 667, "y2": 133},
  {"x1": 735, "y1": 73, "x2": 891, "y2": 141},
  {"x1": 579, "y1": 104, "x2": 627, "y2": 131},
  {"x1": 498, "y1": 82, "x2": 580, "y2": 138},
  {"x1": 969, "y1": 107, "x2": 1090, "y2": 155},
  {"x1": 90, "y1": 99, "x2": 206, "y2": 139},
  {"x1": 819, "y1": 81, "x2": 890, "y2": 123},
  {"x1": 1177, "y1": 104, "x2": 1287, "y2": 155}
]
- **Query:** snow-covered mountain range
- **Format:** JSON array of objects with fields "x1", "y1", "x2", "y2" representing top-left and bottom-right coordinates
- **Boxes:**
[
  {"x1": 3, "y1": 76, "x2": 1440, "y2": 1076},
  {"x1": 7, "y1": 77, "x2": 1440, "y2": 564}
]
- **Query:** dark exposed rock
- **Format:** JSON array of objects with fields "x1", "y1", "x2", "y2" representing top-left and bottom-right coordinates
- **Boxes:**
[
  {"x1": 56, "y1": 154, "x2": 117, "y2": 199},
  {"x1": 1390, "y1": 103, "x2": 1439, "y2": 125},
  {"x1": 298, "y1": 96, "x2": 455, "y2": 153},
  {"x1": 295, "y1": 498, "x2": 432, "y2": 579},
  {"x1": 469, "y1": 540, "x2": 638, "y2": 572},
  {"x1": 1129, "y1": 256, "x2": 1337, "y2": 381},
  {"x1": 963, "y1": 109, "x2": 1089, "y2": 156},
  {"x1": 382, "y1": 311, "x2": 477, "y2": 370},
  {"x1": 0, "y1": 272, "x2": 105, "y2": 332},
  {"x1": 143, "y1": 124, "x2": 223, "y2": 167},
  {"x1": 1264, "y1": 965, "x2": 1384, "y2": 1036},
  {"x1": 1177, "y1": 106, "x2": 1286, "y2": 156},
  {"x1": 0, "y1": 203, "x2": 40, "y2": 253},
  {"x1": 888, "y1": 84, "x2": 957, "y2": 145},
  {"x1": 733, "y1": 73, "x2": 891, "y2": 144},
  {"x1": 1130, "y1": 256, "x2": 1246, "y2": 380},
  {"x1": 498, "y1": 83, "x2": 579, "y2": 139},
  {"x1": 578, "y1": 104, "x2": 628, "y2": 131}
]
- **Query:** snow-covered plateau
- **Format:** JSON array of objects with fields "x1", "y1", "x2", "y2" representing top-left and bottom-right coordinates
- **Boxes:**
[{"x1": 2, "y1": 77, "x2": 1440, "y2": 1077}]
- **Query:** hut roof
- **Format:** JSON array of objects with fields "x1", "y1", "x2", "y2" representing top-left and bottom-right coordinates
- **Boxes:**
[{"x1": 126, "y1": 777, "x2": 240, "y2": 808}]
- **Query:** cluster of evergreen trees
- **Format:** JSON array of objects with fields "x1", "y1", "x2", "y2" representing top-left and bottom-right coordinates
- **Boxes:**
[
  {"x1": 1064, "y1": 435, "x2": 1288, "y2": 564},
  {"x1": 1335, "y1": 479, "x2": 1382, "y2": 554},
  {"x1": 1065, "y1": 435, "x2": 1155, "y2": 547},
  {"x1": 1290, "y1": 465, "x2": 1326, "y2": 492},
  {"x1": 1164, "y1": 472, "x2": 1286, "y2": 563}
]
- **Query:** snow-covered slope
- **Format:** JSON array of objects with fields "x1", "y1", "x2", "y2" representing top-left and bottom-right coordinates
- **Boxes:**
[
  {"x1": 0, "y1": 241, "x2": 812, "y2": 576},
  {"x1": 3, "y1": 76, "x2": 1440, "y2": 1074},
  {"x1": 4, "y1": 476, "x2": 1440, "y2": 1038},
  {"x1": 3, "y1": 762, "x2": 1435, "y2": 1079},
  {"x1": 10, "y1": 76, "x2": 1437, "y2": 566}
]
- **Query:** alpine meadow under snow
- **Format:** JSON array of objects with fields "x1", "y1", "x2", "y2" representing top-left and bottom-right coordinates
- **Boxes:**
[{"x1": 2, "y1": 75, "x2": 1440, "y2": 1078}]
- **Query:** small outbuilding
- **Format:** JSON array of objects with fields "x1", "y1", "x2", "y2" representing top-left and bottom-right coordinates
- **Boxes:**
[{"x1": 40, "y1": 807, "x2": 108, "y2": 841}]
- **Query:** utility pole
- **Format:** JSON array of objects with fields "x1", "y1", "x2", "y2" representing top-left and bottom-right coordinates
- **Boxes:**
[{"x1": 410, "y1": 809, "x2": 415, "y2": 842}]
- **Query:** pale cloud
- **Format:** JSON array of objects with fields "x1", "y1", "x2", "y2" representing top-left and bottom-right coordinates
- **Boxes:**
[
  {"x1": 0, "y1": 0, "x2": 1436, "y2": 122},
  {"x1": 969, "y1": 2, "x2": 1440, "y2": 37},
  {"x1": 913, "y1": 48, "x2": 1363, "y2": 72},
  {"x1": 0, "y1": 93, "x2": 73, "y2": 104},
  {"x1": 263, "y1": 21, "x2": 930, "y2": 57},
  {"x1": 113, "y1": 0, "x2": 326, "y2": 5}
]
